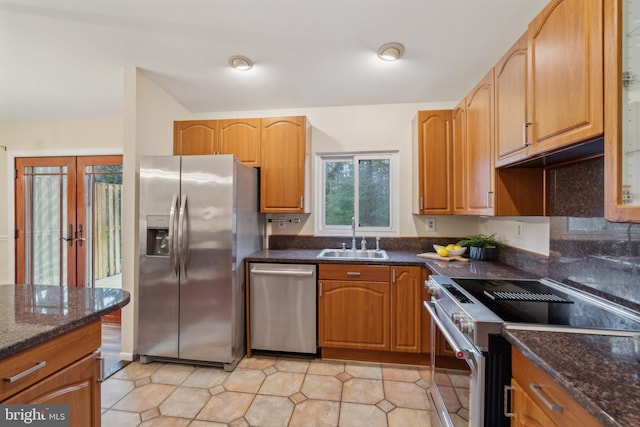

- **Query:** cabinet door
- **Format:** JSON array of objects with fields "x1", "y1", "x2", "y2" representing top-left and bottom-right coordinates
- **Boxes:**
[
  {"x1": 452, "y1": 100, "x2": 467, "y2": 214},
  {"x1": 4, "y1": 352, "x2": 101, "y2": 427},
  {"x1": 528, "y1": 0, "x2": 603, "y2": 153},
  {"x1": 173, "y1": 120, "x2": 218, "y2": 155},
  {"x1": 260, "y1": 116, "x2": 307, "y2": 213},
  {"x1": 465, "y1": 69, "x2": 495, "y2": 215},
  {"x1": 218, "y1": 118, "x2": 261, "y2": 166},
  {"x1": 390, "y1": 266, "x2": 421, "y2": 353},
  {"x1": 511, "y1": 378, "x2": 556, "y2": 427},
  {"x1": 495, "y1": 33, "x2": 530, "y2": 167},
  {"x1": 318, "y1": 279, "x2": 390, "y2": 351},
  {"x1": 413, "y1": 111, "x2": 452, "y2": 214}
]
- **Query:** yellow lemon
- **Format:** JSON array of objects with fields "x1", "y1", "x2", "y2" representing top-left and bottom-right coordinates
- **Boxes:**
[
  {"x1": 454, "y1": 245, "x2": 463, "y2": 250},
  {"x1": 437, "y1": 247, "x2": 449, "y2": 257},
  {"x1": 446, "y1": 244, "x2": 456, "y2": 250}
]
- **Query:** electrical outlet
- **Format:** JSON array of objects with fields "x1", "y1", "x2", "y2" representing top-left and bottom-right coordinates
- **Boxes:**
[
  {"x1": 515, "y1": 221, "x2": 523, "y2": 239},
  {"x1": 277, "y1": 216, "x2": 286, "y2": 229},
  {"x1": 426, "y1": 217, "x2": 436, "y2": 232}
]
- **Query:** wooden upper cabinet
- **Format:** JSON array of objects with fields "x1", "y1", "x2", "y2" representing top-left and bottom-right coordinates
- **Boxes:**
[
  {"x1": 218, "y1": 118, "x2": 261, "y2": 166},
  {"x1": 495, "y1": 33, "x2": 530, "y2": 167},
  {"x1": 465, "y1": 69, "x2": 495, "y2": 215},
  {"x1": 412, "y1": 110, "x2": 452, "y2": 214},
  {"x1": 452, "y1": 100, "x2": 467, "y2": 215},
  {"x1": 528, "y1": 0, "x2": 604, "y2": 154},
  {"x1": 174, "y1": 120, "x2": 218, "y2": 155},
  {"x1": 604, "y1": 0, "x2": 640, "y2": 222},
  {"x1": 260, "y1": 116, "x2": 309, "y2": 213}
]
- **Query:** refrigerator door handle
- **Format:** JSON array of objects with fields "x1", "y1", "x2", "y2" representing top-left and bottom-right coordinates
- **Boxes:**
[
  {"x1": 178, "y1": 194, "x2": 189, "y2": 278},
  {"x1": 169, "y1": 194, "x2": 179, "y2": 277}
]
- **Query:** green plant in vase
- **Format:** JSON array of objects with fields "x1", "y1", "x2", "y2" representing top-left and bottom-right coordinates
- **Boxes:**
[{"x1": 456, "y1": 234, "x2": 503, "y2": 260}]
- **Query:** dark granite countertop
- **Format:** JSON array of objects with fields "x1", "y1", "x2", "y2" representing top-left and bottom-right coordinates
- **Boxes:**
[
  {"x1": 0, "y1": 284, "x2": 130, "y2": 360},
  {"x1": 246, "y1": 248, "x2": 539, "y2": 280},
  {"x1": 504, "y1": 328, "x2": 640, "y2": 427}
]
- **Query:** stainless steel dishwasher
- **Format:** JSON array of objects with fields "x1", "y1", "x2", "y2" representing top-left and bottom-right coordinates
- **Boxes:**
[{"x1": 249, "y1": 263, "x2": 317, "y2": 354}]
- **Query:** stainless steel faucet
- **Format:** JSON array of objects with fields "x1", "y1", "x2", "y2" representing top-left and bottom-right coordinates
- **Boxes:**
[{"x1": 351, "y1": 217, "x2": 357, "y2": 250}]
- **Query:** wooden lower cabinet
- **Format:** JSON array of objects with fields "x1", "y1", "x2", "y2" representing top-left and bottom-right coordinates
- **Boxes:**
[
  {"x1": 4, "y1": 352, "x2": 101, "y2": 427},
  {"x1": 511, "y1": 378, "x2": 555, "y2": 427},
  {"x1": 0, "y1": 321, "x2": 102, "y2": 427},
  {"x1": 318, "y1": 265, "x2": 390, "y2": 351},
  {"x1": 510, "y1": 347, "x2": 599, "y2": 427},
  {"x1": 318, "y1": 264, "x2": 423, "y2": 358},
  {"x1": 390, "y1": 266, "x2": 421, "y2": 353}
]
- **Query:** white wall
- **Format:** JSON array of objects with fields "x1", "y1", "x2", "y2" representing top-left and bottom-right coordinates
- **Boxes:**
[
  {"x1": 120, "y1": 67, "x2": 192, "y2": 359},
  {"x1": 0, "y1": 117, "x2": 123, "y2": 283}
]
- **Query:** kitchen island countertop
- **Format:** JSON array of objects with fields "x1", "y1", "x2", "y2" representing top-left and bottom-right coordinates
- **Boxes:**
[{"x1": 0, "y1": 284, "x2": 130, "y2": 360}]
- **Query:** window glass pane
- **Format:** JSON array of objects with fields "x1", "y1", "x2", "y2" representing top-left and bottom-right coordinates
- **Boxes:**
[
  {"x1": 325, "y1": 160, "x2": 354, "y2": 226},
  {"x1": 358, "y1": 159, "x2": 390, "y2": 227}
]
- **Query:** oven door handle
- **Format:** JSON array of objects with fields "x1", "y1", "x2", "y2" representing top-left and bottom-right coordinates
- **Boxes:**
[{"x1": 424, "y1": 301, "x2": 474, "y2": 360}]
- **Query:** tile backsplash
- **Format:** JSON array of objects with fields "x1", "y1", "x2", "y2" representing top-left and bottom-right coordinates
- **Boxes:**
[{"x1": 547, "y1": 217, "x2": 640, "y2": 309}]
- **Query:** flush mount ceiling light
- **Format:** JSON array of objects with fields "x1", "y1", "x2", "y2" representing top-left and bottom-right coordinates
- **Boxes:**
[
  {"x1": 229, "y1": 55, "x2": 253, "y2": 71},
  {"x1": 377, "y1": 42, "x2": 405, "y2": 61}
]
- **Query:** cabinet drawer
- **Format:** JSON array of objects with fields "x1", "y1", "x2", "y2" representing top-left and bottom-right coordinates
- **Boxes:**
[
  {"x1": 0, "y1": 321, "x2": 101, "y2": 401},
  {"x1": 319, "y1": 264, "x2": 389, "y2": 281},
  {"x1": 512, "y1": 347, "x2": 599, "y2": 427}
]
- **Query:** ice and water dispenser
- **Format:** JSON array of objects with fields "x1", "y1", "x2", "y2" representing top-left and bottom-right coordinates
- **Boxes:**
[{"x1": 146, "y1": 215, "x2": 170, "y2": 256}]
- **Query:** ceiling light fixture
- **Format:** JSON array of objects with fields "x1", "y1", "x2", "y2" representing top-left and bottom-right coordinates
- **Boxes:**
[
  {"x1": 377, "y1": 42, "x2": 405, "y2": 61},
  {"x1": 229, "y1": 55, "x2": 253, "y2": 71}
]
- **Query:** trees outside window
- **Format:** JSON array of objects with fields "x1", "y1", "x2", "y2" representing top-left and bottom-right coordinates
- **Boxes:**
[{"x1": 317, "y1": 152, "x2": 398, "y2": 236}]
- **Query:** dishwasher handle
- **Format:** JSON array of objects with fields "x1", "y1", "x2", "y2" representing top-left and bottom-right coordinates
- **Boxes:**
[{"x1": 250, "y1": 269, "x2": 314, "y2": 277}]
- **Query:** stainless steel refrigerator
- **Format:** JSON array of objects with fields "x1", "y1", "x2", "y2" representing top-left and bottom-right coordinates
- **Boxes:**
[{"x1": 138, "y1": 155, "x2": 262, "y2": 371}]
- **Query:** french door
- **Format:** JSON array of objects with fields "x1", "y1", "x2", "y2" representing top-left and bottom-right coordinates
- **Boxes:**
[{"x1": 15, "y1": 155, "x2": 123, "y2": 289}]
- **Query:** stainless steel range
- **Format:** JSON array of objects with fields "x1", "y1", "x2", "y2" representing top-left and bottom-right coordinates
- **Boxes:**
[{"x1": 424, "y1": 275, "x2": 640, "y2": 427}]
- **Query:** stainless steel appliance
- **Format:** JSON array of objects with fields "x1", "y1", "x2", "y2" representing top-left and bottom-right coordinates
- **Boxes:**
[
  {"x1": 424, "y1": 275, "x2": 640, "y2": 427},
  {"x1": 138, "y1": 155, "x2": 262, "y2": 371},
  {"x1": 249, "y1": 263, "x2": 317, "y2": 354}
]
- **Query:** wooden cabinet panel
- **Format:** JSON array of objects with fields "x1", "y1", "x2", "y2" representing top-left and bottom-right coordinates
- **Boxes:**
[
  {"x1": 218, "y1": 118, "x2": 261, "y2": 166},
  {"x1": 413, "y1": 110, "x2": 452, "y2": 214},
  {"x1": 465, "y1": 69, "x2": 495, "y2": 215},
  {"x1": 495, "y1": 33, "x2": 530, "y2": 167},
  {"x1": 260, "y1": 116, "x2": 308, "y2": 213},
  {"x1": 390, "y1": 266, "x2": 421, "y2": 353},
  {"x1": 512, "y1": 347, "x2": 600, "y2": 427},
  {"x1": 511, "y1": 378, "x2": 556, "y2": 427},
  {"x1": 319, "y1": 264, "x2": 389, "y2": 282},
  {"x1": 452, "y1": 100, "x2": 467, "y2": 214},
  {"x1": 0, "y1": 321, "x2": 100, "y2": 401},
  {"x1": 173, "y1": 120, "x2": 218, "y2": 155},
  {"x1": 528, "y1": 0, "x2": 603, "y2": 153},
  {"x1": 318, "y1": 279, "x2": 390, "y2": 351},
  {"x1": 4, "y1": 352, "x2": 101, "y2": 427}
]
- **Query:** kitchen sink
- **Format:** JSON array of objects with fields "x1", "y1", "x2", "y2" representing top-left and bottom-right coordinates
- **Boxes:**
[{"x1": 316, "y1": 248, "x2": 389, "y2": 260}]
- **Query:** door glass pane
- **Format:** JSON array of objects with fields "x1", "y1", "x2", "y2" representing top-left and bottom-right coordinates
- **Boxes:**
[
  {"x1": 23, "y1": 166, "x2": 68, "y2": 285},
  {"x1": 85, "y1": 165, "x2": 123, "y2": 289},
  {"x1": 324, "y1": 160, "x2": 354, "y2": 226},
  {"x1": 358, "y1": 159, "x2": 390, "y2": 227}
]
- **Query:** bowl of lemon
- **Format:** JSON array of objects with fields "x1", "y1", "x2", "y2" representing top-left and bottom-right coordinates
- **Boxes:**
[{"x1": 433, "y1": 244, "x2": 467, "y2": 257}]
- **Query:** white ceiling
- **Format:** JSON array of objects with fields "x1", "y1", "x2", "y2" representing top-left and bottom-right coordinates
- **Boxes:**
[{"x1": 0, "y1": 0, "x2": 548, "y2": 122}]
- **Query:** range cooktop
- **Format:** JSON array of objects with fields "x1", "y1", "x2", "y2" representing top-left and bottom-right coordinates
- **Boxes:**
[{"x1": 451, "y1": 278, "x2": 640, "y2": 333}]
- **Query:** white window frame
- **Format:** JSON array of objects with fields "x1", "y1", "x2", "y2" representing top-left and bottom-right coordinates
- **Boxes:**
[{"x1": 315, "y1": 151, "x2": 399, "y2": 237}]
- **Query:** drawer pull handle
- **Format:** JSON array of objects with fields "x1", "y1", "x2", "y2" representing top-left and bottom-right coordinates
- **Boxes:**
[
  {"x1": 504, "y1": 385, "x2": 515, "y2": 417},
  {"x1": 529, "y1": 383, "x2": 563, "y2": 412},
  {"x1": 4, "y1": 361, "x2": 47, "y2": 383},
  {"x1": 346, "y1": 272, "x2": 361, "y2": 276}
]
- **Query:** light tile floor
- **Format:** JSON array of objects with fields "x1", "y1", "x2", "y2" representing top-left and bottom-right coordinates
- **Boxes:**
[{"x1": 101, "y1": 354, "x2": 449, "y2": 426}]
